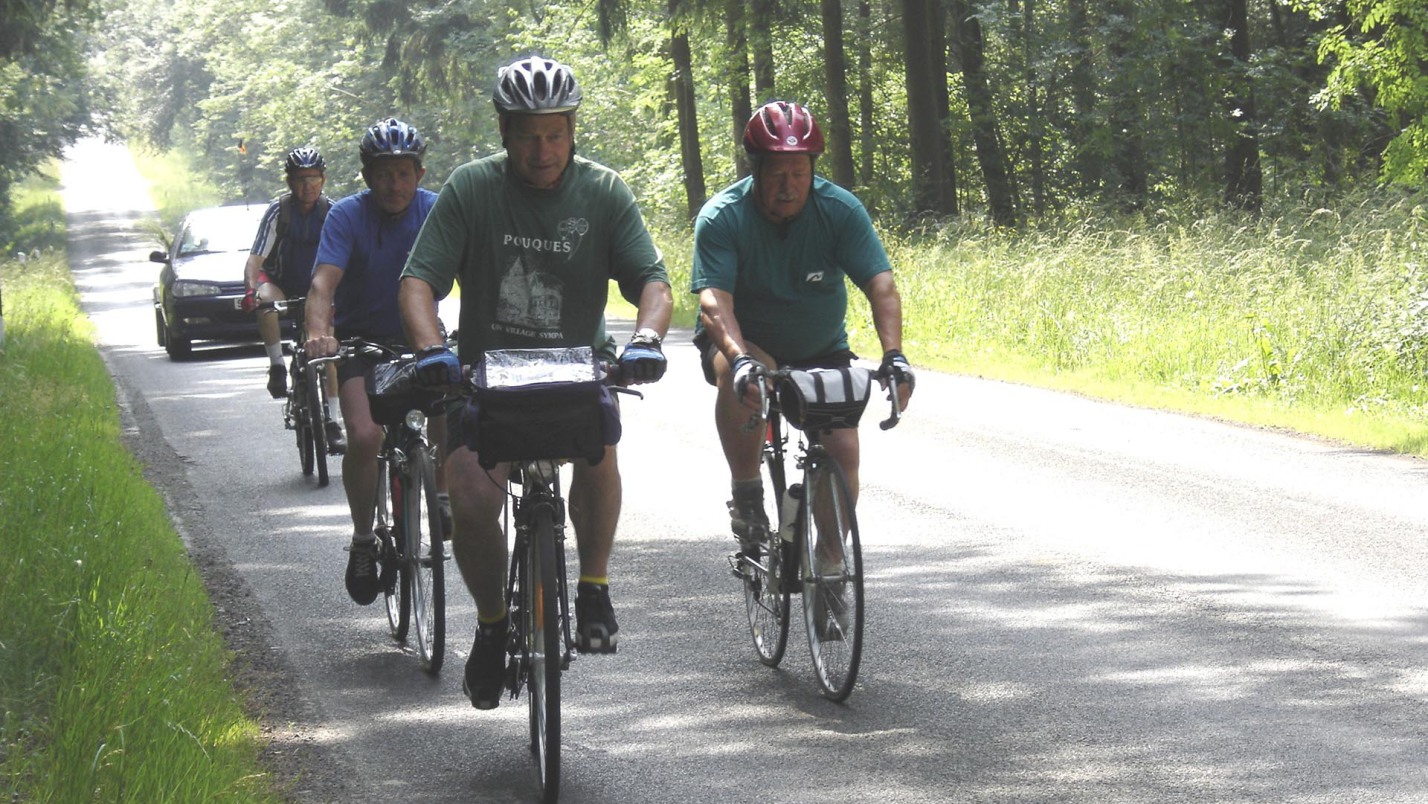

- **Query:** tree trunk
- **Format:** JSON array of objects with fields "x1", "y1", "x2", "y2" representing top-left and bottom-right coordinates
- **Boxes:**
[
  {"x1": 820, "y1": 0, "x2": 857, "y2": 188},
  {"x1": 725, "y1": 0, "x2": 753, "y2": 179},
  {"x1": 1222, "y1": 0, "x2": 1262, "y2": 211},
  {"x1": 950, "y1": 0, "x2": 1017, "y2": 226},
  {"x1": 750, "y1": 0, "x2": 776, "y2": 97},
  {"x1": 668, "y1": 22, "x2": 707, "y2": 220},
  {"x1": 901, "y1": 0, "x2": 953, "y2": 214},
  {"x1": 857, "y1": 0, "x2": 875, "y2": 188},
  {"x1": 1106, "y1": 0, "x2": 1147, "y2": 208},
  {"x1": 1066, "y1": 0, "x2": 1099, "y2": 196}
]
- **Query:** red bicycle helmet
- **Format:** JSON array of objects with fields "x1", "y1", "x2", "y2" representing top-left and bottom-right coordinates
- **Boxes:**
[{"x1": 742, "y1": 101, "x2": 824, "y2": 156}]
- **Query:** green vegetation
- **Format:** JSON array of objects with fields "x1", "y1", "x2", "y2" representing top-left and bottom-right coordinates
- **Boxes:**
[
  {"x1": 0, "y1": 175, "x2": 283, "y2": 801},
  {"x1": 845, "y1": 193, "x2": 1428, "y2": 455}
]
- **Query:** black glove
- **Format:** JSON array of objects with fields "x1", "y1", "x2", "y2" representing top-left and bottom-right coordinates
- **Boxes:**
[
  {"x1": 618, "y1": 330, "x2": 666, "y2": 384},
  {"x1": 879, "y1": 349, "x2": 916, "y2": 392},
  {"x1": 412, "y1": 345, "x2": 461, "y2": 389}
]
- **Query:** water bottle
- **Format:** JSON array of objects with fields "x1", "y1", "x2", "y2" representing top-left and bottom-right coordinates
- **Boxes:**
[{"x1": 778, "y1": 484, "x2": 802, "y2": 542}]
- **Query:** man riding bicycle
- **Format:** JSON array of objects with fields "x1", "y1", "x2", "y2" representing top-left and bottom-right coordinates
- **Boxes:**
[
  {"x1": 398, "y1": 55, "x2": 672, "y2": 710},
  {"x1": 303, "y1": 118, "x2": 446, "y2": 608},
  {"x1": 690, "y1": 101, "x2": 915, "y2": 550},
  {"x1": 243, "y1": 147, "x2": 341, "y2": 451}
]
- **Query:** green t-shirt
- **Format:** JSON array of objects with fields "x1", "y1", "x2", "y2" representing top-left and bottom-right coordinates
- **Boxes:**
[
  {"x1": 403, "y1": 153, "x2": 669, "y2": 361},
  {"x1": 690, "y1": 176, "x2": 892, "y2": 362}
]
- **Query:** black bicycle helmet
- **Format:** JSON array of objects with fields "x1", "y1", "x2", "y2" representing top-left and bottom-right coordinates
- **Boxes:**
[
  {"x1": 493, "y1": 56, "x2": 582, "y2": 114},
  {"x1": 359, "y1": 118, "x2": 426, "y2": 167},
  {"x1": 284, "y1": 146, "x2": 326, "y2": 174}
]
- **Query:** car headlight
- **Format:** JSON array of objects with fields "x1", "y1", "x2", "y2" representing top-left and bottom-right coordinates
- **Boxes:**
[{"x1": 172, "y1": 280, "x2": 222, "y2": 298}]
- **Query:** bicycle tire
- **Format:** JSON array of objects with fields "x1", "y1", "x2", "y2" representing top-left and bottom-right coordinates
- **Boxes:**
[
  {"x1": 378, "y1": 455, "x2": 409, "y2": 640},
  {"x1": 291, "y1": 360, "x2": 315, "y2": 477},
  {"x1": 308, "y1": 366, "x2": 329, "y2": 488},
  {"x1": 801, "y1": 455, "x2": 863, "y2": 701},
  {"x1": 526, "y1": 503, "x2": 562, "y2": 803},
  {"x1": 405, "y1": 446, "x2": 446, "y2": 673},
  {"x1": 744, "y1": 418, "x2": 791, "y2": 666}
]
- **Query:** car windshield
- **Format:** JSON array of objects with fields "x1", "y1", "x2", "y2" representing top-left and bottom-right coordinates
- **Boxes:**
[{"x1": 177, "y1": 209, "x2": 258, "y2": 257}]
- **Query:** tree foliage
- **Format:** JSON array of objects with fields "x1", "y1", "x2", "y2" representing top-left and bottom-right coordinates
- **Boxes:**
[{"x1": 2, "y1": 0, "x2": 1421, "y2": 238}]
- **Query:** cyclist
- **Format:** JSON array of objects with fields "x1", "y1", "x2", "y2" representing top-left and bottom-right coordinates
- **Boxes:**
[
  {"x1": 244, "y1": 147, "x2": 342, "y2": 452},
  {"x1": 303, "y1": 118, "x2": 447, "y2": 607},
  {"x1": 398, "y1": 55, "x2": 672, "y2": 710},
  {"x1": 690, "y1": 100, "x2": 915, "y2": 552}
]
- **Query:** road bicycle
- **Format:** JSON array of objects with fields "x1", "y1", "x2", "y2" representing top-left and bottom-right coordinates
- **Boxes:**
[
  {"x1": 268, "y1": 297, "x2": 335, "y2": 487},
  {"x1": 464, "y1": 346, "x2": 639, "y2": 804},
  {"x1": 316, "y1": 340, "x2": 449, "y2": 672},
  {"x1": 732, "y1": 363, "x2": 901, "y2": 701}
]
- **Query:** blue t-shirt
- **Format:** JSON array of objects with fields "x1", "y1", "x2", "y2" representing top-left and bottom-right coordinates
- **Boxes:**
[
  {"x1": 315, "y1": 188, "x2": 438, "y2": 340},
  {"x1": 690, "y1": 176, "x2": 891, "y2": 362}
]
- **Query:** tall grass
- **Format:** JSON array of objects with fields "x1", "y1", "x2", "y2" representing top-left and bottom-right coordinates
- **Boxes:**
[
  {"x1": 849, "y1": 193, "x2": 1428, "y2": 454},
  {"x1": 0, "y1": 174, "x2": 283, "y2": 801}
]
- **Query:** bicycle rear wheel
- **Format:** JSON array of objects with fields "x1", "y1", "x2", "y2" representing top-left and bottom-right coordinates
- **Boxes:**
[
  {"x1": 743, "y1": 422, "x2": 791, "y2": 666},
  {"x1": 801, "y1": 456, "x2": 863, "y2": 701},
  {"x1": 378, "y1": 455, "x2": 410, "y2": 640},
  {"x1": 307, "y1": 366, "x2": 329, "y2": 487},
  {"x1": 404, "y1": 446, "x2": 445, "y2": 673},
  {"x1": 525, "y1": 503, "x2": 562, "y2": 803}
]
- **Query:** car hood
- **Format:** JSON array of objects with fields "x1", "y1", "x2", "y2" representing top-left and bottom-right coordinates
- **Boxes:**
[{"x1": 171, "y1": 250, "x2": 247, "y2": 284}]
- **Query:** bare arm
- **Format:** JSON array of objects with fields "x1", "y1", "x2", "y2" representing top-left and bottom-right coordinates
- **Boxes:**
[
  {"x1": 243, "y1": 253, "x2": 265, "y2": 292},
  {"x1": 633, "y1": 280, "x2": 674, "y2": 339},
  {"x1": 863, "y1": 271, "x2": 903, "y2": 355},
  {"x1": 862, "y1": 270, "x2": 912, "y2": 408},
  {"x1": 304, "y1": 263, "x2": 342, "y2": 357},
  {"x1": 399, "y1": 276, "x2": 445, "y2": 351},
  {"x1": 698, "y1": 287, "x2": 750, "y2": 365}
]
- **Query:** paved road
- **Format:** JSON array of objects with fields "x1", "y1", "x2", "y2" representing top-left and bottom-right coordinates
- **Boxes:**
[{"x1": 64, "y1": 138, "x2": 1428, "y2": 803}]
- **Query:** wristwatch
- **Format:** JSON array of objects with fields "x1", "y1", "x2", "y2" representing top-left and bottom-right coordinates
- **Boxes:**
[{"x1": 631, "y1": 327, "x2": 662, "y2": 345}]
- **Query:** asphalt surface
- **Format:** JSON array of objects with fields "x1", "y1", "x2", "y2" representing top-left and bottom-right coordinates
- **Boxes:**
[{"x1": 63, "y1": 138, "x2": 1428, "y2": 803}]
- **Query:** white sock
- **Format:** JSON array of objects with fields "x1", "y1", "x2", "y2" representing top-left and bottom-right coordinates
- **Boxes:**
[{"x1": 266, "y1": 342, "x2": 283, "y2": 364}]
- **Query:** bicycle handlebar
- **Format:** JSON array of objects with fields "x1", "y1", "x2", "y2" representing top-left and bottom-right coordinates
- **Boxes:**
[{"x1": 740, "y1": 363, "x2": 905, "y2": 433}]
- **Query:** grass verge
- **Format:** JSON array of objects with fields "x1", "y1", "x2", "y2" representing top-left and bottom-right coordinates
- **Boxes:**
[{"x1": 0, "y1": 171, "x2": 284, "y2": 801}]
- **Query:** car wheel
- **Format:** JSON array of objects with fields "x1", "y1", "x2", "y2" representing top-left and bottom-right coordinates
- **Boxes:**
[
  {"x1": 155, "y1": 309, "x2": 167, "y2": 347},
  {"x1": 165, "y1": 326, "x2": 192, "y2": 360}
]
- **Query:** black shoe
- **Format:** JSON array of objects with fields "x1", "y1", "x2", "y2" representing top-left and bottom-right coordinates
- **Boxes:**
[
  {"x1": 267, "y1": 364, "x2": 288, "y2": 399},
  {"x1": 344, "y1": 539, "x2": 381, "y2": 605},
  {"x1": 727, "y1": 487, "x2": 769, "y2": 553},
  {"x1": 463, "y1": 618, "x2": 508, "y2": 710},
  {"x1": 325, "y1": 419, "x2": 346, "y2": 455},
  {"x1": 574, "y1": 582, "x2": 619, "y2": 654}
]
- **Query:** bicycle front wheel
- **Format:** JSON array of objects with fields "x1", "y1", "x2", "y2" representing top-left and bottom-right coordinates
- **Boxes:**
[
  {"x1": 307, "y1": 366, "x2": 329, "y2": 487},
  {"x1": 743, "y1": 429, "x2": 791, "y2": 666},
  {"x1": 290, "y1": 362, "x2": 315, "y2": 477},
  {"x1": 525, "y1": 503, "x2": 562, "y2": 803},
  {"x1": 404, "y1": 446, "x2": 445, "y2": 674},
  {"x1": 801, "y1": 456, "x2": 863, "y2": 701}
]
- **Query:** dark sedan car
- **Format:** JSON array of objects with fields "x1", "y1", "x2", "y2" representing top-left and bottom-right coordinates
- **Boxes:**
[{"x1": 150, "y1": 204, "x2": 280, "y2": 359}]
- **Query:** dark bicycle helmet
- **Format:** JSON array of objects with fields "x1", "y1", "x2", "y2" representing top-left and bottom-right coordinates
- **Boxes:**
[
  {"x1": 743, "y1": 101, "x2": 824, "y2": 156},
  {"x1": 284, "y1": 146, "x2": 325, "y2": 174},
  {"x1": 493, "y1": 56, "x2": 582, "y2": 114},
  {"x1": 359, "y1": 118, "x2": 426, "y2": 167}
]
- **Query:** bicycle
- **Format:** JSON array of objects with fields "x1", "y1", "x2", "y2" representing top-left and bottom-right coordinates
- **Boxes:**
[
  {"x1": 463, "y1": 346, "x2": 638, "y2": 804},
  {"x1": 316, "y1": 339, "x2": 450, "y2": 673},
  {"x1": 731, "y1": 362, "x2": 901, "y2": 701},
  {"x1": 268, "y1": 297, "x2": 335, "y2": 487}
]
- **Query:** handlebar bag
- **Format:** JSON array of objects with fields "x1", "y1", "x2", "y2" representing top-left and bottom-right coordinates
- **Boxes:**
[
  {"x1": 777, "y1": 366, "x2": 873, "y2": 431},
  {"x1": 365, "y1": 358, "x2": 446, "y2": 426},
  {"x1": 464, "y1": 347, "x2": 621, "y2": 469}
]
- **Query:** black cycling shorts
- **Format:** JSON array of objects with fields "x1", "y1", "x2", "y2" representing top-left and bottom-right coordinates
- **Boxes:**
[{"x1": 692, "y1": 329, "x2": 856, "y2": 386}]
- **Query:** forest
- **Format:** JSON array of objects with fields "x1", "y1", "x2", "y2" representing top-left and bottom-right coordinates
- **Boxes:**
[{"x1": 2, "y1": 0, "x2": 1426, "y2": 239}]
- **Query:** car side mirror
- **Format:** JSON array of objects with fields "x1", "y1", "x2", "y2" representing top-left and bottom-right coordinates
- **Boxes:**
[{"x1": 149, "y1": 250, "x2": 169, "y2": 264}]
